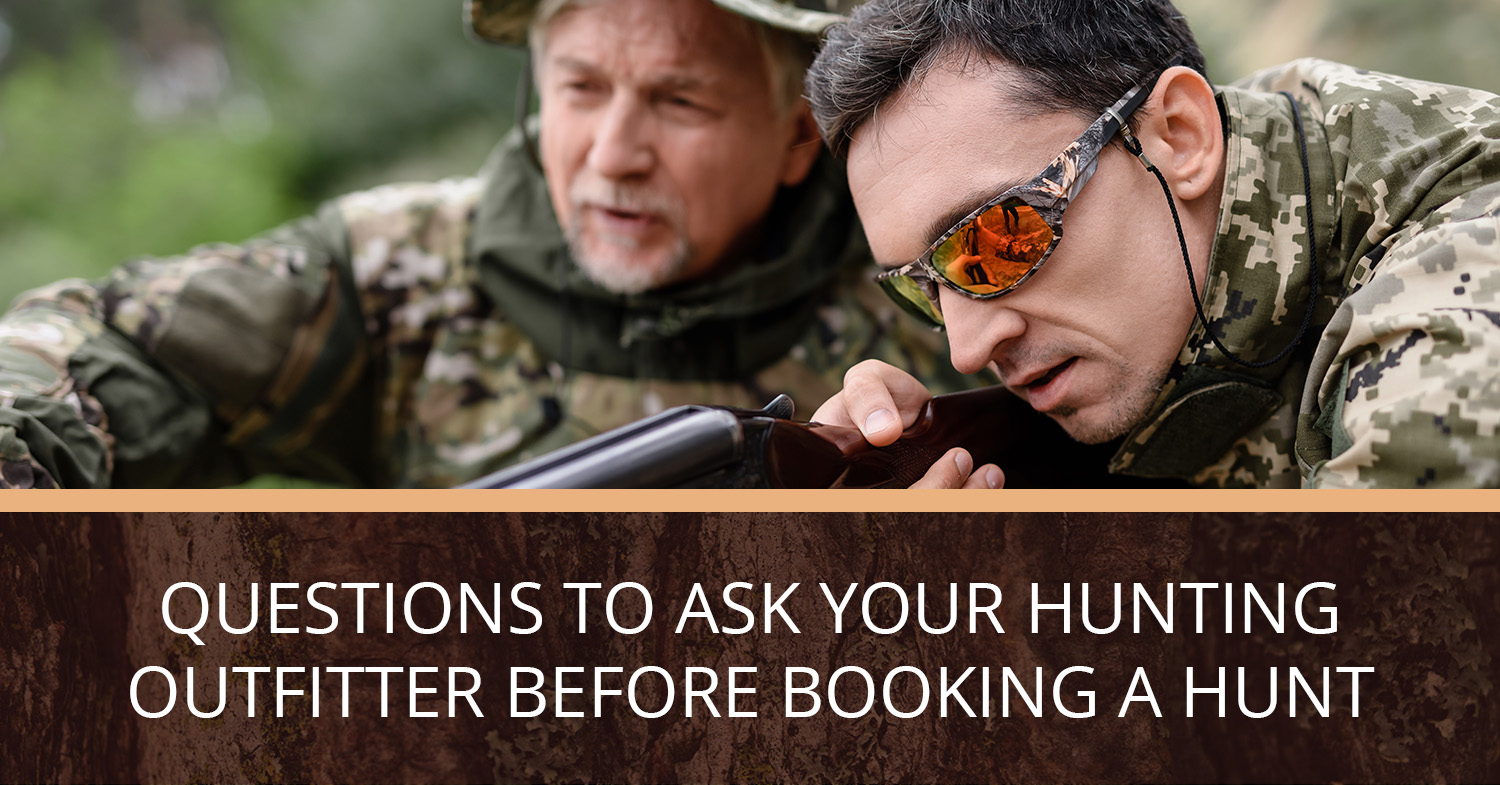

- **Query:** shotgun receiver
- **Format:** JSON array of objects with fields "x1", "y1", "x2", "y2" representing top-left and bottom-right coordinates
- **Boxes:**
[{"x1": 459, "y1": 384, "x2": 1141, "y2": 489}]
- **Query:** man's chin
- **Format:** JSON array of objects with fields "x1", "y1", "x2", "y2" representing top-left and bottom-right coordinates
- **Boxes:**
[
  {"x1": 569, "y1": 238, "x2": 691, "y2": 296},
  {"x1": 1048, "y1": 404, "x2": 1137, "y2": 445},
  {"x1": 577, "y1": 257, "x2": 671, "y2": 295}
]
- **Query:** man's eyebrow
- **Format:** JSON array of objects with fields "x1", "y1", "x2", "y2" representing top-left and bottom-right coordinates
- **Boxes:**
[
  {"x1": 548, "y1": 56, "x2": 716, "y2": 93},
  {"x1": 880, "y1": 180, "x2": 1026, "y2": 270},
  {"x1": 549, "y1": 56, "x2": 597, "y2": 75},
  {"x1": 652, "y1": 72, "x2": 714, "y2": 93}
]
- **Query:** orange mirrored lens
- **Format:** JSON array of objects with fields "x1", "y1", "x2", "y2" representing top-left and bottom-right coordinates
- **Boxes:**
[{"x1": 931, "y1": 198, "x2": 1053, "y2": 294}]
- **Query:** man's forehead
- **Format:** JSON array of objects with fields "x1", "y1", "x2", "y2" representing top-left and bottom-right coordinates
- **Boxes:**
[
  {"x1": 848, "y1": 56, "x2": 1036, "y2": 175},
  {"x1": 847, "y1": 57, "x2": 1062, "y2": 264},
  {"x1": 541, "y1": 0, "x2": 764, "y2": 76}
]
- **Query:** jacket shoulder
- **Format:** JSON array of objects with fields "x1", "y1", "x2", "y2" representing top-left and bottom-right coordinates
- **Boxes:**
[
  {"x1": 1304, "y1": 210, "x2": 1500, "y2": 487},
  {"x1": 1234, "y1": 57, "x2": 1500, "y2": 101},
  {"x1": 336, "y1": 177, "x2": 487, "y2": 291}
]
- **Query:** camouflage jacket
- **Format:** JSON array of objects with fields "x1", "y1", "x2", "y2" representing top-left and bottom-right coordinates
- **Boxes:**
[
  {"x1": 1112, "y1": 59, "x2": 1500, "y2": 488},
  {"x1": 0, "y1": 130, "x2": 964, "y2": 488}
]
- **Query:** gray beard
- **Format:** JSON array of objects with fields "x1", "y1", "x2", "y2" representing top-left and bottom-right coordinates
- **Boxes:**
[{"x1": 566, "y1": 225, "x2": 694, "y2": 296}]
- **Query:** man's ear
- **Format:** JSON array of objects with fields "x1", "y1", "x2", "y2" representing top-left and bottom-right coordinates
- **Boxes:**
[
  {"x1": 1137, "y1": 66, "x2": 1223, "y2": 202},
  {"x1": 778, "y1": 100, "x2": 824, "y2": 187}
]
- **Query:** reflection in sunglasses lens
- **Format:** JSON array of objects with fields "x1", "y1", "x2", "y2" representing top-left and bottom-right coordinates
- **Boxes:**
[
  {"x1": 933, "y1": 199, "x2": 1053, "y2": 294},
  {"x1": 879, "y1": 274, "x2": 943, "y2": 327}
]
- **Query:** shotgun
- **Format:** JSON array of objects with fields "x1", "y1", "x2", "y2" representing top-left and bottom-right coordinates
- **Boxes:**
[{"x1": 460, "y1": 384, "x2": 1149, "y2": 489}]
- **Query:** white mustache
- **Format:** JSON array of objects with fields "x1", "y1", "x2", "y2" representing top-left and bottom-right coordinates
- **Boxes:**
[{"x1": 569, "y1": 176, "x2": 684, "y2": 226}]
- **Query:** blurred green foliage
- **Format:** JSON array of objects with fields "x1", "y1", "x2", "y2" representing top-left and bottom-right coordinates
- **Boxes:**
[
  {"x1": 0, "y1": 0, "x2": 522, "y2": 309},
  {"x1": 1175, "y1": 0, "x2": 1500, "y2": 90},
  {"x1": 1, "y1": 0, "x2": 1497, "y2": 313}
]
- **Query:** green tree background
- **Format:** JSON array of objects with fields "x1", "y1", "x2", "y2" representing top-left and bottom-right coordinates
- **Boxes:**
[
  {"x1": 1, "y1": 0, "x2": 1497, "y2": 311},
  {"x1": 0, "y1": 0, "x2": 523, "y2": 309}
]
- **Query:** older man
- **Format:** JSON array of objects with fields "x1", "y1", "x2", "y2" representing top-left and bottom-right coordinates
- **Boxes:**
[
  {"x1": 807, "y1": 0, "x2": 1500, "y2": 488},
  {"x1": 0, "y1": 0, "x2": 963, "y2": 488}
]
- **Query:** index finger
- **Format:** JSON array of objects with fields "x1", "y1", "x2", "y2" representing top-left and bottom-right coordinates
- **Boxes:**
[{"x1": 811, "y1": 360, "x2": 933, "y2": 447}]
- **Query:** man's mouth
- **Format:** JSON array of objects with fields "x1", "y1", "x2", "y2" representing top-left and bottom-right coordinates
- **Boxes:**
[
  {"x1": 588, "y1": 205, "x2": 661, "y2": 235},
  {"x1": 1029, "y1": 358, "x2": 1075, "y2": 388},
  {"x1": 1016, "y1": 356, "x2": 1078, "y2": 413}
]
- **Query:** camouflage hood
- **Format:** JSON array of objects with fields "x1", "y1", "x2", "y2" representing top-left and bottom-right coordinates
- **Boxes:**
[{"x1": 467, "y1": 127, "x2": 867, "y2": 381}]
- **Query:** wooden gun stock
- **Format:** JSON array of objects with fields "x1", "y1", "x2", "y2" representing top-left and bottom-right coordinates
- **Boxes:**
[{"x1": 462, "y1": 385, "x2": 1169, "y2": 489}]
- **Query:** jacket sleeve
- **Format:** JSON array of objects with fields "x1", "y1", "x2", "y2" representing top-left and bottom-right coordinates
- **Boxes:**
[
  {"x1": 0, "y1": 204, "x2": 372, "y2": 488},
  {"x1": 1306, "y1": 208, "x2": 1500, "y2": 488}
]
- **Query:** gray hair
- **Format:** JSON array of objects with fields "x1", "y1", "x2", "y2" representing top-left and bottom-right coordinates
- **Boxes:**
[
  {"x1": 807, "y1": 0, "x2": 1208, "y2": 157},
  {"x1": 529, "y1": 0, "x2": 815, "y2": 116}
]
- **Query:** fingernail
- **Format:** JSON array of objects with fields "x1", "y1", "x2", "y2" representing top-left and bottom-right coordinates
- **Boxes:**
[
  {"x1": 954, "y1": 450, "x2": 973, "y2": 477},
  {"x1": 984, "y1": 467, "x2": 1002, "y2": 489},
  {"x1": 864, "y1": 409, "x2": 895, "y2": 435}
]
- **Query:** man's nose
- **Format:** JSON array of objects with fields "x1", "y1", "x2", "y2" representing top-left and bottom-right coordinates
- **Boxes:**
[
  {"x1": 585, "y1": 96, "x2": 655, "y2": 179},
  {"x1": 940, "y1": 288, "x2": 1026, "y2": 375}
]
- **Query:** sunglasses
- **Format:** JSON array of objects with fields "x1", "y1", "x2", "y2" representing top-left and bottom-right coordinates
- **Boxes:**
[{"x1": 875, "y1": 57, "x2": 1184, "y2": 329}]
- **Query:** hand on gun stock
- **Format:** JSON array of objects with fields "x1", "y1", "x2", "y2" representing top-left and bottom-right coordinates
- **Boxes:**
[
  {"x1": 811, "y1": 360, "x2": 1003, "y2": 489},
  {"x1": 459, "y1": 371, "x2": 1123, "y2": 489}
]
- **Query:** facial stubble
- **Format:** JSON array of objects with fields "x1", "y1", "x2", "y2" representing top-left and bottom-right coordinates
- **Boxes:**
[{"x1": 1047, "y1": 360, "x2": 1168, "y2": 445}]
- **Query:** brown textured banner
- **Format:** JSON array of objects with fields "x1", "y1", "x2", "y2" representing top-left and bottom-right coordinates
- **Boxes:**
[{"x1": 2, "y1": 511, "x2": 1496, "y2": 783}]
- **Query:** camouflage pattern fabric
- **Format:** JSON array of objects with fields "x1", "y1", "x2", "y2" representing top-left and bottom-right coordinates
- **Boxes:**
[
  {"x1": 0, "y1": 129, "x2": 970, "y2": 488},
  {"x1": 466, "y1": 0, "x2": 855, "y2": 46},
  {"x1": 1111, "y1": 59, "x2": 1500, "y2": 488}
]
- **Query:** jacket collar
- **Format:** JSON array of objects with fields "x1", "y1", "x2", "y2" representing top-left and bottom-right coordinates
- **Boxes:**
[
  {"x1": 466, "y1": 127, "x2": 866, "y2": 381},
  {"x1": 1110, "y1": 83, "x2": 1346, "y2": 478}
]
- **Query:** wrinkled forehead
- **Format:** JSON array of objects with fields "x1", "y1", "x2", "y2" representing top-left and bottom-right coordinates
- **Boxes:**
[{"x1": 539, "y1": 0, "x2": 767, "y2": 78}]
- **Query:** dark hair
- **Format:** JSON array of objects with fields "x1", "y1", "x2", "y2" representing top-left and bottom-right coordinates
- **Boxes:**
[{"x1": 807, "y1": 0, "x2": 1207, "y2": 157}]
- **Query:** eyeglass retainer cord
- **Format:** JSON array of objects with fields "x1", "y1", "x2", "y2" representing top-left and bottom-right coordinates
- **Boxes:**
[{"x1": 1119, "y1": 91, "x2": 1320, "y2": 369}]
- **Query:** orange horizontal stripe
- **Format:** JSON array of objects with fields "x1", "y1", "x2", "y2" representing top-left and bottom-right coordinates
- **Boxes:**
[{"x1": 6, "y1": 489, "x2": 1498, "y2": 513}]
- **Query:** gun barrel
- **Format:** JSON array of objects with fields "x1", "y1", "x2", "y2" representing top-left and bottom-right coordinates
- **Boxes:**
[{"x1": 459, "y1": 406, "x2": 745, "y2": 489}]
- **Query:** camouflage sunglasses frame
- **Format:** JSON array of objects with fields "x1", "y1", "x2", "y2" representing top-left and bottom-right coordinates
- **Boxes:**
[{"x1": 875, "y1": 56, "x2": 1184, "y2": 328}]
